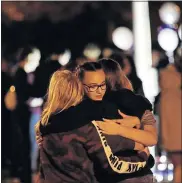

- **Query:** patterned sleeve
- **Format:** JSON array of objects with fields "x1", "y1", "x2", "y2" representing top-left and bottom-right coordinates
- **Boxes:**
[{"x1": 39, "y1": 133, "x2": 99, "y2": 183}]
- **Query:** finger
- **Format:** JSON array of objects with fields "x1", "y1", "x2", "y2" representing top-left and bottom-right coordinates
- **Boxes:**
[
  {"x1": 37, "y1": 139, "x2": 43, "y2": 143},
  {"x1": 93, "y1": 120, "x2": 104, "y2": 123},
  {"x1": 104, "y1": 118, "x2": 125, "y2": 125},
  {"x1": 118, "y1": 110, "x2": 127, "y2": 118},
  {"x1": 94, "y1": 120, "x2": 115, "y2": 125},
  {"x1": 36, "y1": 135, "x2": 41, "y2": 138},
  {"x1": 103, "y1": 118, "x2": 122, "y2": 124},
  {"x1": 36, "y1": 136, "x2": 42, "y2": 140},
  {"x1": 38, "y1": 143, "x2": 43, "y2": 147},
  {"x1": 102, "y1": 118, "x2": 118, "y2": 123},
  {"x1": 36, "y1": 140, "x2": 42, "y2": 145}
]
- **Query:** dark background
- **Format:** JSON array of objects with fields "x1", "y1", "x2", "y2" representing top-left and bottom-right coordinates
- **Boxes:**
[{"x1": 2, "y1": 1, "x2": 181, "y2": 61}]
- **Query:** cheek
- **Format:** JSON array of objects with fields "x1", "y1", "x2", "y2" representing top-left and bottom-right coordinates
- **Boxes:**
[
  {"x1": 83, "y1": 88, "x2": 94, "y2": 97},
  {"x1": 88, "y1": 92, "x2": 96, "y2": 97},
  {"x1": 86, "y1": 92, "x2": 97, "y2": 100}
]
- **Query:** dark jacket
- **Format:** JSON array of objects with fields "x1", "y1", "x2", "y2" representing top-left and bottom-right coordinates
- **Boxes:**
[
  {"x1": 38, "y1": 99, "x2": 149, "y2": 183},
  {"x1": 14, "y1": 67, "x2": 31, "y2": 106},
  {"x1": 32, "y1": 60, "x2": 61, "y2": 98},
  {"x1": 101, "y1": 89, "x2": 154, "y2": 183},
  {"x1": 104, "y1": 89, "x2": 152, "y2": 120}
]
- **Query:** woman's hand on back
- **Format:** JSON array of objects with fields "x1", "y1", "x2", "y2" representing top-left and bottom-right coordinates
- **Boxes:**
[
  {"x1": 103, "y1": 110, "x2": 140, "y2": 128},
  {"x1": 93, "y1": 120, "x2": 121, "y2": 135},
  {"x1": 35, "y1": 121, "x2": 43, "y2": 148},
  {"x1": 36, "y1": 134, "x2": 43, "y2": 148}
]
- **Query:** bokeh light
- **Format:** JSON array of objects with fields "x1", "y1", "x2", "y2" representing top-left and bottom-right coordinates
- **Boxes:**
[
  {"x1": 83, "y1": 44, "x2": 101, "y2": 60},
  {"x1": 112, "y1": 27, "x2": 133, "y2": 51},
  {"x1": 58, "y1": 50, "x2": 71, "y2": 66},
  {"x1": 158, "y1": 28, "x2": 179, "y2": 52},
  {"x1": 159, "y1": 2, "x2": 181, "y2": 25},
  {"x1": 24, "y1": 48, "x2": 41, "y2": 73}
]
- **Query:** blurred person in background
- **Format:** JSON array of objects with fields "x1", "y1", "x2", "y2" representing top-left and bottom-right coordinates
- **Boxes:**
[
  {"x1": 151, "y1": 45, "x2": 169, "y2": 116},
  {"x1": 159, "y1": 50, "x2": 182, "y2": 183},
  {"x1": 27, "y1": 48, "x2": 64, "y2": 177},
  {"x1": 151, "y1": 43, "x2": 169, "y2": 73},
  {"x1": 32, "y1": 49, "x2": 63, "y2": 100},
  {"x1": 11, "y1": 46, "x2": 33, "y2": 183},
  {"x1": 102, "y1": 47, "x2": 113, "y2": 58},
  {"x1": 76, "y1": 56, "x2": 88, "y2": 66},
  {"x1": 28, "y1": 48, "x2": 66, "y2": 177},
  {"x1": 122, "y1": 55, "x2": 145, "y2": 96},
  {"x1": 1, "y1": 58, "x2": 13, "y2": 171},
  {"x1": 152, "y1": 46, "x2": 169, "y2": 157}
]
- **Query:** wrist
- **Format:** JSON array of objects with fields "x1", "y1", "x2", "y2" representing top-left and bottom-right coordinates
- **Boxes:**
[{"x1": 117, "y1": 125, "x2": 122, "y2": 135}]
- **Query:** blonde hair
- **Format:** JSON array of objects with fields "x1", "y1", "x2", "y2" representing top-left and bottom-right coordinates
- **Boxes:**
[{"x1": 41, "y1": 69, "x2": 84, "y2": 126}]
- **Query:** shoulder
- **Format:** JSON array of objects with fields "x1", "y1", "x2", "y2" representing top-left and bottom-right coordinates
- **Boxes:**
[
  {"x1": 109, "y1": 89, "x2": 152, "y2": 109},
  {"x1": 106, "y1": 89, "x2": 136, "y2": 100},
  {"x1": 105, "y1": 89, "x2": 139, "y2": 105},
  {"x1": 105, "y1": 89, "x2": 152, "y2": 118},
  {"x1": 135, "y1": 94, "x2": 152, "y2": 109},
  {"x1": 40, "y1": 105, "x2": 90, "y2": 135}
]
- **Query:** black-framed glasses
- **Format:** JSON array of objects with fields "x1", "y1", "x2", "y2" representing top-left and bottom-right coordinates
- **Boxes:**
[{"x1": 83, "y1": 83, "x2": 106, "y2": 92}]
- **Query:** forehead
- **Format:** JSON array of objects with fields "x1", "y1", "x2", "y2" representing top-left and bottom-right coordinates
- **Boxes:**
[{"x1": 83, "y1": 69, "x2": 105, "y2": 84}]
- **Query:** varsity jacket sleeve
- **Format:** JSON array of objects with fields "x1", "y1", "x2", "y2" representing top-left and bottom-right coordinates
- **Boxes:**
[{"x1": 83, "y1": 123, "x2": 148, "y2": 174}]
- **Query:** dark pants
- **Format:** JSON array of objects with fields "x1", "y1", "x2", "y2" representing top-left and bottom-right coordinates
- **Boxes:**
[
  {"x1": 11, "y1": 105, "x2": 32, "y2": 183},
  {"x1": 2, "y1": 106, "x2": 12, "y2": 169}
]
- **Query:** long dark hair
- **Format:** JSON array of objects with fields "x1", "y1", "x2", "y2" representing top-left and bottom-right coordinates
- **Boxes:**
[{"x1": 99, "y1": 58, "x2": 133, "y2": 91}]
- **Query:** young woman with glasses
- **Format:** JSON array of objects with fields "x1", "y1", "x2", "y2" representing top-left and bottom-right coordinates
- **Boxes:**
[{"x1": 36, "y1": 62, "x2": 156, "y2": 183}]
